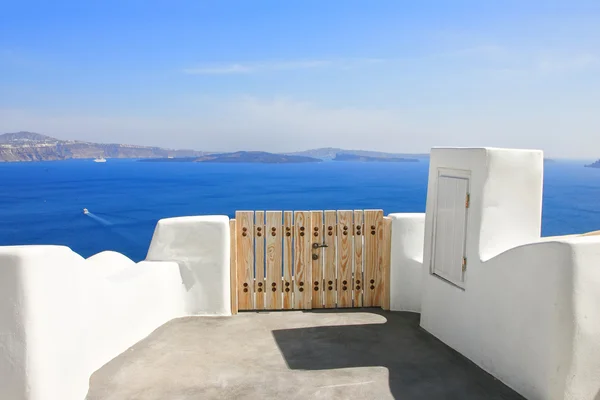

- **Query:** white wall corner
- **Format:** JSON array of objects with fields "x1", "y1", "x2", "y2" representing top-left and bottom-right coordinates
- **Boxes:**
[
  {"x1": 479, "y1": 148, "x2": 544, "y2": 260},
  {"x1": 147, "y1": 215, "x2": 231, "y2": 316},
  {"x1": 388, "y1": 213, "x2": 425, "y2": 313}
]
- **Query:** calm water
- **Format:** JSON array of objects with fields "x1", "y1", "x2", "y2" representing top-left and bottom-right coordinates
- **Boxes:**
[{"x1": 1, "y1": 159, "x2": 599, "y2": 261}]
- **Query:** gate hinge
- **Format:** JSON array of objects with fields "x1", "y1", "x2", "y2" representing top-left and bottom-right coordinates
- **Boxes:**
[
  {"x1": 462, "y1": 257, "x2": 467, "y2": 272},
  {"x1": 465, "y1": 193, "x2": 470, "y2": 208}
]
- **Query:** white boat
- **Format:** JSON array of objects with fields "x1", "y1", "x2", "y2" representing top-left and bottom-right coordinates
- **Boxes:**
[
  {"x1": 94, "y1": 157, "x2": 107, "y2": 163},
  {"x1": 83, "y1": 208, "x2": 89, "y2": 214}
]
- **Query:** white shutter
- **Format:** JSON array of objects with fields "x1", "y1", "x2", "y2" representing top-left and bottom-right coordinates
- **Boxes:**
[{"x1": 432, "y1": 174, "x2": 469, "y2": 287}]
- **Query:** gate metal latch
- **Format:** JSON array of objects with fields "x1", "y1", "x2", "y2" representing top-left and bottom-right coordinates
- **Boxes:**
[{"x1": 312, "y1": 243, "x2": 328, "y2": 249}]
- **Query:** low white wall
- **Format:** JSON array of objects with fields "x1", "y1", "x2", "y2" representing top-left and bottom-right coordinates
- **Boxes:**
[
  {"x1": 388, "y1": 213, "x2": 425, "y2": 312},
  {"x1": 422, "y1": 236, "x2": 600, "y2": 400},
  {"x1": 0, "y1": 215, "x2": 231, "y2": 400},
  {"x1": 0, "y1": 246, "x2": 185, "y2": 400},
  {"x1": 83, "y1": 252, "x2": 186, "y2": 375},
  {"x1": 0, "y1": 246, "x2": 88, "y2": 400},
  {"x1": 566, "y1": 237, "x2": 600, "y2": 400},
  {"x1": 0, "y1": 247, "x2": 32, "y2": 400}
]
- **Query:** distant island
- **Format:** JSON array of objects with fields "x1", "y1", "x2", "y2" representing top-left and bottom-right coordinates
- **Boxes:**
[
  {"x1": 0, "y1": 131, "x2": 204, "y2": 162},
  {"x1": 140, "y1": 151, "x2": 321, "y2": 164},
  {"x1": 585, "y1": 160, "x2": 600, "y2": 168},
  {"x1": 141, "y1": 151, "x2": 419, "y2": 163},
  {"x1": 286, "y1": 147, "x2": 428, "y2": 160},
  {"x1": 0, "y1": 131, "x2": 427, "y2": 163},
  {"x1": 333, "y1": 153, "x2": 419, "y2": 162}
]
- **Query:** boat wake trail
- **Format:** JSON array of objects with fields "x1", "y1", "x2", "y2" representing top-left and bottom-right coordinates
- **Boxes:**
[
  {"x1": 93, "y1": 211, "x2": 146, "y2": 223},
  {"x1": 84, "y1": 211, "x2": 147, "y2": 247},
  {"x1": 85, "y1": 213, "x2": 113, "y2": 226}
]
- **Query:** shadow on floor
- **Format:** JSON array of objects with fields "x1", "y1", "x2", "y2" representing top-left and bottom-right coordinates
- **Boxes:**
[{"x1": 272, "y1": 309, "x2": 523, "y2": 400}]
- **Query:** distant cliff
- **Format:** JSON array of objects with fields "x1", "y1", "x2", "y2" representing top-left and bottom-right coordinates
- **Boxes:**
[
  {"x1": 1, "y1": 131, "x2": 426, "y2": 164},
  {"x1": 0, "y1": 131, "x2": 204, "y2": 162},
  {"x1": 585, "y1": 160, "x2": 600, "y2": 168}
]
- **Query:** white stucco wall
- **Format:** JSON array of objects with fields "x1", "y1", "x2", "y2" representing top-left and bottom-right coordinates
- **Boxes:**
[
  {"x1": 0, "y1": 247, "x2": 35, "y2": 400},
  {"x1": 0, "y1": 215, "x2": 231, "y2": 400},
  {"x1": 420, "y1": 148, "x2": 600, "y2": 400},
  {"x1": 388, "y1": 213, "x2": 425, "y2": 312},
  {"x1": 0, "y1": 246, "x2": 186, "y2": 400},
  {"x1": 147, "y1": 215, "x2": 231, "y2": 316},
  {"x1": 0, "y1": 246, "x2": 88, "y2": 400},
  {"x1": 83, "y1": 252, "x2": 186, "y2": 375}
]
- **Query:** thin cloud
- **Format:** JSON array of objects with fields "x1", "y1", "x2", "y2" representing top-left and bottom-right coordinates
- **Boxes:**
[
  {"x1": 537, "y1": 54, "x2": 600, "y2": 73},
  {"x1": 184, "y1": 64, "x2": 254, "y2": 74},
  {"x1": 445, "y1": 45, "x2": 511, "y2": 61},
  {"x1": 183, "y1": 58, "x2": 384, "y2": 75},
  {"x1": 441, "y1": 45, "x2": 600, "y2": 76}
]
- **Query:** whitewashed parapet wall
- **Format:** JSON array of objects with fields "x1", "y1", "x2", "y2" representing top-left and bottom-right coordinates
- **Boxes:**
[
  {"x1": 0, "y1": 215, "x2": 231, "y2": 400},
  {"x1": 420, "y1": 148, "x2": 600, "y2": 400},
  {"x1": 147, "y1": 215, "x2": 231, "y2": 315},
  {"x1": 388, "y1": 213, "x2": 425, "y2": 312}
]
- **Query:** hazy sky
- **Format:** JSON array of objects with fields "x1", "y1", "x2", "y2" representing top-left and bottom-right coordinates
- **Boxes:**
[{"x1": 1, "y1": 0, "x2": 599, "y2": 158}]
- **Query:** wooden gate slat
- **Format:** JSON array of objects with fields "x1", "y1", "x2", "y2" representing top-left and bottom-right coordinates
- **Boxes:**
[
  {"x1": 323, "y1": 210, "x2": 337, "y2": 308},
  {"x1": 381, "y1": 217, "x2": 392, "y2": 311},
  {"x1": 337, "y1": 210, "x2": 353, "y2": 308},
  {"x1": 374, "y1": 211, "x2": 385, "y2": 306},
  {"x1": 236, "y1": 211, "x2": 254, "y2": 310},
  {"x1": 364, "y1": 210, "x2": 383, "y2": 307},
  {"x1": 229, "y1": 219, "x2": 238, "y2": 315},
  {"x1": 353, "y1": 210, "x2": 364, "y2": 307},
  {"x1": 293, "y1": 211, "x2": 312, "y2": 310},
  {"x1": 266, "y1": 211, "x2": 283, "y2": 310},
  {"x1": 282, "y1": 211, "x2": 294, "y2": 309},
  {"x1": 254, "y1": 211, "x2": 266, "y2": 310},
  {"x1": 311, "y1": 210, "x2": 324, "y2": 308}
]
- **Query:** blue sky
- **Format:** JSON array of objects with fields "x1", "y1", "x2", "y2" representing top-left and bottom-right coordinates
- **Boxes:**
[{"x1": 1, "y1": 0, "x2": 599, "y2": 157}]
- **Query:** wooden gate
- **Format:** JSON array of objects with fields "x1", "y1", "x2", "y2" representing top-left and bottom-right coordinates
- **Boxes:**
[{"x1": 229, "y1": 210, "x2": 392, "y2": 313}]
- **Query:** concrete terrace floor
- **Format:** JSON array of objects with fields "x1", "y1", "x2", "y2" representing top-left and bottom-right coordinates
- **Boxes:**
[{"x1": 87, "y1": 310, "x2": 523, "y2": 400}]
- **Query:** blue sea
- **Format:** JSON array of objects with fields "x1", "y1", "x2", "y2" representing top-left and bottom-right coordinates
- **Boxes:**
[{"x1": 1, "y1": 159, "x2": 599, "y2": 262}]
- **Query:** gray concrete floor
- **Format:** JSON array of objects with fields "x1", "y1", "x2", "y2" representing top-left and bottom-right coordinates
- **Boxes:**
[{"x1": 87, "y1": 309, "x2": 523, "y2": 400}]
